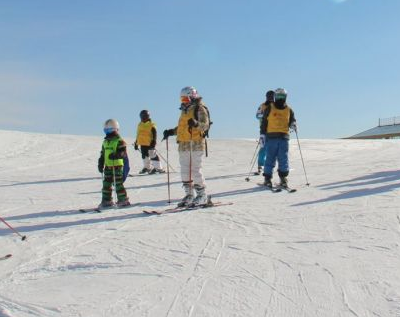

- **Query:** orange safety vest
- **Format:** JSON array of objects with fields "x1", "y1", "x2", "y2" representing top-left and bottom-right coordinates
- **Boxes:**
[
  {"x1": 177, "y1": 106, "x2": 203, "y2": 142},
  {"x1": 136, "y1": 121, "x2": 156, "y2": 146},
  {"x1": 266, "y1": 104, "x2": 291, "y2": 134}
]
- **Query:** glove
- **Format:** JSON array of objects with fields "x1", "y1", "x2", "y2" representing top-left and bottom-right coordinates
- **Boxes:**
[
  {"x1": 150, "y1": 140, "x2": 156, "y2": 148},
  {"x1": 188, "y1": 118, "x2": 198, "y2": 128},
  {"x1": 134, "y1": 142, "x2": 139, "y2": 151},
  {"x1": 290, "y1": 121, "x2": 297, "y2": 132},
  {"x1": 163, "y1": 129, "x2": 175, "y2": 140},
  {"x1": 98, "y1": 157, "x2": 104, "y2": 173},
  {"x1": 108, "y1": 152, "x2": 119, "y2": 160},
  {"x1": 259, "y1": 134, "x2": 266, "y2": 147}
]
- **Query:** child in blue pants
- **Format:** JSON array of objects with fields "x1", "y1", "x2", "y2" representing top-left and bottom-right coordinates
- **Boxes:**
[{"x1": 255, "y1": 90, "x2": 275, "y2": 174}]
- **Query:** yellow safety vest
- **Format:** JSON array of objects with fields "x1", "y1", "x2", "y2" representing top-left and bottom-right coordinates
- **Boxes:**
[
  {"x1": 136, "y1": 121, "x2": 156, "y2": 146},
  {"x1": 267, "y1": 104, "x2": 291, "y2": 134},
  {"x1": 103, "y1": 137, "x2": 124, "y2": 167},
  {"x1": 177, "y1": 106, "x2": 203, "y2": 142}
]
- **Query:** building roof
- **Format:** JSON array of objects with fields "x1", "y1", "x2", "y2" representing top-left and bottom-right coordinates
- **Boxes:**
[{"x1": 348, "y1": 124, "x2": 400, "y2": 139}]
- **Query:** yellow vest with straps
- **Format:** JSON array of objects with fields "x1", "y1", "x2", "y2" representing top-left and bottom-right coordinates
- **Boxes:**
[
  {"x1": 177, "y1": 106, "x2": 203, "y2": 142},
  {"x1": 136, "y1": 121, "x2": 156, "y2": 146},
  {"x1": 267, "y1": 104, "x2": 291, "y2": 134},
  {"x1": 103, "y1": 137, "x2": 124, "y2": 167}
]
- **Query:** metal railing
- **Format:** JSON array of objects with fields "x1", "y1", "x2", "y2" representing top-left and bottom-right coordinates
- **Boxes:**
[{"x1": 378, "y1": 116, "x2": 400, "y2": 127}]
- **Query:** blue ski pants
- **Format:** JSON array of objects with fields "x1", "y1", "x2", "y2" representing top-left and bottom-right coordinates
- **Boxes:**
[
  {"x1": 257, "y1": 145, "x2": 267, "y2": 168},
  {"x1": 264, "y1": 138, "x2": 289, "y2": 177}
]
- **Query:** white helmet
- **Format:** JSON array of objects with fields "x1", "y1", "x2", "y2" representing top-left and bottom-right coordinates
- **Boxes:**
[
  {"x1": 103, "y1": 119, "x2": 119, "y2": 134},
  {"x1": 180, "y1": 86, "x2": 199, "y2": 100},
  {"x1": 275, "y1": 88, "x2": 287, "y2": 101}
]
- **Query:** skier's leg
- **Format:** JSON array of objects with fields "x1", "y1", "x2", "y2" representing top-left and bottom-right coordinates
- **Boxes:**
[
  {"x1": 149, "y1": 149, "x2": 163, "y2": 171},
  {"x1": 178, "y1": 151, "x2": 194, "y2": 206},
  {"x1": 191, "y1": 151, "x2": 207, "y2": 205},
  {"x1": 277, "y1": 138, "x2": 290, "y2": 186},
  {"x1": 140, "y1": 146, "x2": 151, "y2": 173},
  {"x1": 257, "y1": 146, "x2": 266, "y2": 174},
  {"x1": 100, "y1": 167, "x2": 114, "y2": 206},
  {"x1": 115, "y1": 166, "x2": 130, "y2": 206},
  {"x1": 264, "y1": 138, "x2": 278, "y2": 180}
]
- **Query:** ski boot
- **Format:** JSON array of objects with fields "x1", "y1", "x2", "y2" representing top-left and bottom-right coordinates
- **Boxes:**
[
  {"x1": 177, "y1": 182, "x2": 194, "y2": 207},
  {"x1": 139, "y1": 168, "x2": 150, "y2": 174},
  {"x1": 148, "y1": 168, "x2": 157, "y2": 175},
  {"x1": 117, "y1": 199, "x2": 131, "y2": 208},
  {"x1": 263, "y1": 175, "x2": 273, "y2": 188},
  {"x1": 279, "y1": 176, "x2": 288, "y2": 189},
  {"x1": 98, "y1": 200, "x2": 115, "y2": 210},
  {"x1": 189, "y1": 185, "x2": 208, "y2": 207}
]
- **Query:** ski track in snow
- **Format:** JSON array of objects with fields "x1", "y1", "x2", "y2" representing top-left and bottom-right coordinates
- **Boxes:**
[{"x1": 1, "y1": 132, "x2": 400, "y2": 316}]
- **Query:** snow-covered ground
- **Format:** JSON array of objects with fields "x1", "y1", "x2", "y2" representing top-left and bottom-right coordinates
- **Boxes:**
[{"x1": 1, "y1": 129, "x2": 400, "y2": 317}]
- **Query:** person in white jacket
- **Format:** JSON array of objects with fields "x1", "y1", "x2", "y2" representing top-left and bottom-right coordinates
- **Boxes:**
[{"x1": 163, "y1": 86, "x2": 210, "y2": 207}]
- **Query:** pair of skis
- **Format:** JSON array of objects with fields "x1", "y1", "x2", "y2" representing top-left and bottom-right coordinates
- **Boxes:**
[
  {"x1": 257, "y1": 183, "x2": 297, "y2": 193},
  {"x1": 143, "y1": 199, "x2": 233, "y2": 215},
  {"x1": 79, "y1": 202, "x2": 141, "y2": 213}
]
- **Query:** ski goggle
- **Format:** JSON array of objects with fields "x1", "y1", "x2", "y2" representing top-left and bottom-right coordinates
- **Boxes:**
[
  {"x1": 180, "y1": 96, "x2": 191, "y2": 104},
  {"x1": 275, "y1": 93, "x2": 287, "y2": 100},
  {"x1": 103, "y1": 127, "x2": 116, "y2": 135}
]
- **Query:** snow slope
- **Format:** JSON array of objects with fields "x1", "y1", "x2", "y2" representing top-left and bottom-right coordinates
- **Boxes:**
[{"x1": 1, "y1": 130, "x2": 400, "y2": 317}]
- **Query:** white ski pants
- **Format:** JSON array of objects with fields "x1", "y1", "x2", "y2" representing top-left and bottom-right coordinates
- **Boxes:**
[{"x1": 179, "y1": 150, "x2": 205, "y2": 187}]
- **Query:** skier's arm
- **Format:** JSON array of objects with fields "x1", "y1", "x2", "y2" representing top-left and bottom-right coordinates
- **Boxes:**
[
  {"x1": 260, "y1": 104, "x2": 271, "y2": 135},
  {"x1": 289, "y1": 109, "x2": 297, "y2": 130},
  {"x1": 163, "y1": 127, "x2": 177, "y2": 140},
  {"x1": 150, "y1": 126, "x2": 157, "y2": 147},
  {"x1": 256, "y1": 104, "x2": 265, "y2": 120},
  {"x1": 98, "y1": 146, "x2": 105, "y2": 173},
  {"x1": 109, "y1": 139, "x2": 128, "y2": 159}
]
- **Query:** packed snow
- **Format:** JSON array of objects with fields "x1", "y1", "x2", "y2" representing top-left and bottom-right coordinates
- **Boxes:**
[{"x1": 1, "y1": 129, "x2": 400, "y2": 317}]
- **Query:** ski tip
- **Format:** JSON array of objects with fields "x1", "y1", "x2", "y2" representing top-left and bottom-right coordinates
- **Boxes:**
[{"x1": 5, "y1": 254, "x2": 12, "y2": 258}]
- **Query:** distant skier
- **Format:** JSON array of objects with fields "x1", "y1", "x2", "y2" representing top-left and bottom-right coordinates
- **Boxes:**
[
  {"x1": 134, "y1": 110, "x2": 164, "y2": 174},
  {"x1": 163, "y1": 86, "x2": 210, "y2": 207},
  {"x1": 260, "y1": 88, "x2": 297, "y2": 188},
  {"x1": 255, "y1": 90, "x2": 275, "y2": 175},
  {"x1": 97, "y1": 119, "x2": 131, "y2": 208}
]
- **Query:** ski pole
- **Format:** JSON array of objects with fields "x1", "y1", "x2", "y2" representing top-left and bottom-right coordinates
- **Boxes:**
[
  {"x1": 154, "y1": 148, "x2": 176, "y2": 173},
  {"x1": 166, "y1": 137, "x2": 171, "y2": 204},
  {"x1": 245, "y1": 139, "x2": 260, "y2": 181},
  {"x1": 189, "y1": 129, "x2": 193, "y2": 188},
  {"x1": 0, "y1": 216, "x2": 27, "y2": 241},
  {"x1": 294, "y1": 129, "x2": 310, "y2": 186},
  {"x1": 112, "y1": 158, "x2": 118, "y2": 203}
]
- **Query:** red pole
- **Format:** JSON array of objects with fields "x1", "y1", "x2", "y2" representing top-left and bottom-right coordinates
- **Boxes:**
[
  {"x1": 166, "y1": 138, "x2": 171, "y2": 204},
  {"x1": 0, "y1": 216, "x2": 27, "y2": 241}
]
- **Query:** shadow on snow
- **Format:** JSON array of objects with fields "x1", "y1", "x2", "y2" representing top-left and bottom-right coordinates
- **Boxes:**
[{"x1": 293, "y1": 170, "x2": 400, "y2": 206}]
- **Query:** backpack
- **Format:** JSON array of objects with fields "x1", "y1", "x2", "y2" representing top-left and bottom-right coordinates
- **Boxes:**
[{"x1": 194, "y1": 104, "x2": 213, "y2": 138}]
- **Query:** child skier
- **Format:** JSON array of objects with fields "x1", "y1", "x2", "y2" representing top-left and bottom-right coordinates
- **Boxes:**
[
  {"x1": 134, "y1": 110, "x2": 164, "y2": 174},
  {"x1": 163, "y1": 86, "x2": 210, "y2": 207},
  {"x1": 97, "y1": 119, "x2": 130, "y2": 208},
  {"x1": 255, "y1": 90, "x2": 275, "y2": 175},
  {"x1": 260, "y1": 88, "x2": 297, "y2": 188}
]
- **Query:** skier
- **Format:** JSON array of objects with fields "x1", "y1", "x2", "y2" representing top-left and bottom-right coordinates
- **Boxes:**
[
  {"x1": 163, "y1": 86, "x2": 210, "y2": 207},
  {"x1": 255, "y1": 90, "x2": 275, "y2": 175},
  {"x1": 260, "y1": 88, "x2": 297, "y2": 188},
  {"x1": 134, "y1": 110, "x2": 164, "y2": 174},
  {"x1": 98, "y1": 119, "x2": 131, "y2": 208}
]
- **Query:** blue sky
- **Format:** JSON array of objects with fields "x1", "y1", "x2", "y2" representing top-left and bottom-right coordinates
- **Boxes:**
[{"x1": 1, "y1": 0, "x2": 400, "y2": 139}]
